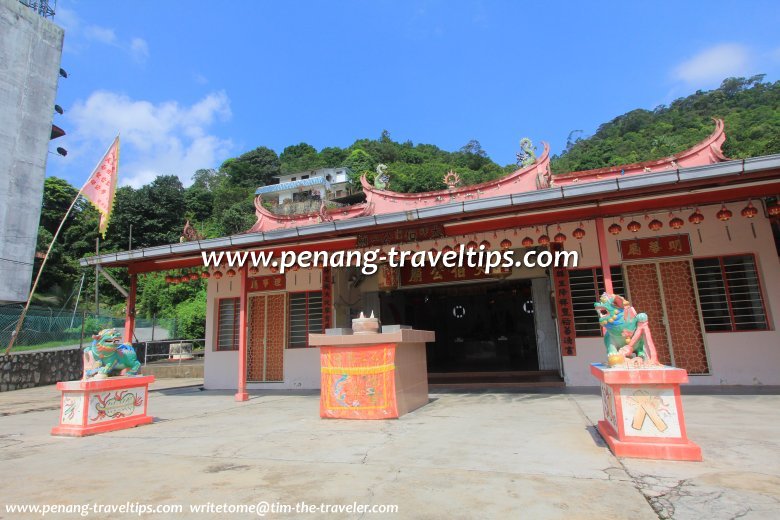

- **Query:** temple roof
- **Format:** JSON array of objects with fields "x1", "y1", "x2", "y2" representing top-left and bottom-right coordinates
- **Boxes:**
[{"x1": 247, "y1": 120, "x2": 729, "y2": 233}]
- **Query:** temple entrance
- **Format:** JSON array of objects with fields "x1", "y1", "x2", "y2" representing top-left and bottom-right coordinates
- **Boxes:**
[{"x1": 380, "y1": 280, "x2": 542, "y2": 374}]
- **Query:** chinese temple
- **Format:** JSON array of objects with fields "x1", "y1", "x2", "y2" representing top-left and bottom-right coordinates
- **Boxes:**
[{"x1": 81, "y1": 120, "x2": 780, "y2": 396}]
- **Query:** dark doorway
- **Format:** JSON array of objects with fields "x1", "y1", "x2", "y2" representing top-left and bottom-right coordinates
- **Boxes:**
[{"x1": 380, "y1": 280, "x2": 538, "y2": 373}]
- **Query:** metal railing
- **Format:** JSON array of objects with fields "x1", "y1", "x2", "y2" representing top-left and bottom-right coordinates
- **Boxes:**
[{"x1": 135, "y1": 339, "x2": 206, "y2": 366}]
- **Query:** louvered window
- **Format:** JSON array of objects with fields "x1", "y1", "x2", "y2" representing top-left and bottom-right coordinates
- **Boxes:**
[
  {"x1": 693, "y1": 255, "x2": 768, "y2": 332},
  {"x1": 216, "y1": 298, "x2": 239, "y2": 351},
  {"x1": 288, "y1": 291, "x2": 324, "y2": 348}
]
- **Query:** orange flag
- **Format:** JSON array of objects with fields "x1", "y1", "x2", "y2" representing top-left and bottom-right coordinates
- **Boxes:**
[{"x1": 81, "y1": 136, "x2": 120, "y2": 237}]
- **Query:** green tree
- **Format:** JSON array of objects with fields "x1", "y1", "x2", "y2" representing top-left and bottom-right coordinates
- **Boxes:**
[
  {"x1": 343, "y1": 148, "x2": 375, "y2": 187},
  {"x1": 222, "y1": 147, "x2": 281, "y2": 189},
  {"x1": 280, "y1": 142, "x2": 323, "y2": 173}
]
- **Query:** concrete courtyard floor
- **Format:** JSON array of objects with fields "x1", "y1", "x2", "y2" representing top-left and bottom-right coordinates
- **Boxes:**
[{"x1": 1, "y1": 382, "x2": 779, "y2": 519}]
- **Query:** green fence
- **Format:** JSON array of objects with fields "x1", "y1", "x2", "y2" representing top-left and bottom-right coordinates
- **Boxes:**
[{"x1": 0, "y1": 305, "x2": 179, "y2": 353}]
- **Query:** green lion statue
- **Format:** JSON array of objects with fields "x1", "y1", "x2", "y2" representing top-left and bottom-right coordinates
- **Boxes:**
[
  {"x1": 83, "y1": 328, "x2": 142, "y2": 379},
  {"x1": 594, "y1": 293, "x2": 659, "y2": 367}
]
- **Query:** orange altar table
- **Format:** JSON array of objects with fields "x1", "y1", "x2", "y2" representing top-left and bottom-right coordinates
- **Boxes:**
[
  {"x1": 309, "y1": 329, "x2": 434, "y2": 419},
  {"x1": 51, "y1": 375, "x2": 155, "y2": 437},
  {"x1": 591, "y1": 363, "x2": 701, "y2": 461}
]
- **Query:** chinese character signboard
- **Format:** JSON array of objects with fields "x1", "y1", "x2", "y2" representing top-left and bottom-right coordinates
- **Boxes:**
[
  {"x1": 619, "y1": 234, "x2": 692, "y2": 260},
  {"x1": 249, "y1": 274, "x2": 286, "y2": 292},
  {"x1": 399, "y1": 264, "x2": 511, "y2": 287},
  {"x1": 356, "y1": 224, "x2": 445, "y2": 248},
  {"x1": 378, "y1": 264, "x2": 399, "y2": 291},
  {"x1": 553, "y1": 265, "x2": 576, "y2": 356}
]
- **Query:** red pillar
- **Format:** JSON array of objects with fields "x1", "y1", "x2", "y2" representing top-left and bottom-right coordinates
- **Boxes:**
[
  {"x1": 595, "y1": 217, "x2": 614, "y2": 294},
  {"x1": 123, "y1": 274, "x2": 137, "y2": 343},
  {"x1": 235, "y1": 267, "x2": 249, "y2": 401}
]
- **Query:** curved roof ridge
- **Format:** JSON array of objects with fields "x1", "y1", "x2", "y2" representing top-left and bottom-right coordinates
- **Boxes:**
[
  {"x1": 360, "y1": 142, "x2": 551, "y2": 199},
  {"x1": 554, "y1": 119, "x2": 726, "y2": 180}
]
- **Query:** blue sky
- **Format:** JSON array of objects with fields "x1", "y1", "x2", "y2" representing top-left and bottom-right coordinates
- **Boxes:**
[{"x1": 48, "y1": 0, "x2": 780, "y2": 188}]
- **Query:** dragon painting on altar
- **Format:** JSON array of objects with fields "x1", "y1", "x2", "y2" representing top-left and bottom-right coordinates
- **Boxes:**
[
  {"x1": 83, "y1": 328, "x2": 142, "y2": 379},
  {"x1": 594, "y1": 293, "x2": 660, "y2": 368}
]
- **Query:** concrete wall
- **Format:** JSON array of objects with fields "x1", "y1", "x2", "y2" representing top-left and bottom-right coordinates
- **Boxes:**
[
  {"x1": 0, "y1": 346, "x2": 81, "y2": 391},
  {"x1": 203, "y1": 266, "x2": 325, "y2": 390},
  {"x1": 562, "y1": 202, "x2": 780, "y2": 386},
  {"x1": 0, "y1": 0, "x2": 63, "y2": 303}
]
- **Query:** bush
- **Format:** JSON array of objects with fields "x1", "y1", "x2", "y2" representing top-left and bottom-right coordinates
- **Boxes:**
[{"x1": 174, "y1": 291, "x2": 207, "y2": 339}]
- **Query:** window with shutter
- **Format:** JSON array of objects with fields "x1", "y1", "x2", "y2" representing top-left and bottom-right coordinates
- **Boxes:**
[
  {"x1": 693, "y1": 255, "x2": 768, "y2": 332},
  {"x1": 288, "y1": 291, "x2": 324, "y2": 348},
  {"x1": 216, "y1": 298, "x2": 239, "y2": 351}
]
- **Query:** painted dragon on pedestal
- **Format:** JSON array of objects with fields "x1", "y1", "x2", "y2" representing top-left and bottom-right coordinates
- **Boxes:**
[
  {"x1": 594, "y1": 293, "x2": 659, "y2": 367},
  {"x1": 83, "y1": 328, "x2": 142, "y2": 379}
]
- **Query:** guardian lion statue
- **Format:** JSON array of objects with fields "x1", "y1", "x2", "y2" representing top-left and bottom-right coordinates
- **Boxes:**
[
  {"x1": 594, "y1": 293, "x2": 659, "y2": 367},
  {"x1": 83, "y1": 328, "x2": 142, "y2": 379}
]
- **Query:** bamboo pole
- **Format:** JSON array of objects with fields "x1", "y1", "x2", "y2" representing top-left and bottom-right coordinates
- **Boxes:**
[{"x1": 5, "y1": 191, "x2": 84, "y2": 354}]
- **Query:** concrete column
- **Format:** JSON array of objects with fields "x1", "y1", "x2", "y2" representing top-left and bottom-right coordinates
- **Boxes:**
[
  {"x1": 595, "y1": 217, "x2": 613, "y2": 294},
  {"x1": 235, "y1": 267, "x2": 249, "y2": 401},
  {"x1": 122, "y1": 274, "x2": 137, "y2": 343}
]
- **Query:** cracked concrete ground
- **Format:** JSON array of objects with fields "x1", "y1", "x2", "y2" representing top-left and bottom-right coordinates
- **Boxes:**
[{"x1": 1, "y1": 384, "x2": 779, "y2": 519}]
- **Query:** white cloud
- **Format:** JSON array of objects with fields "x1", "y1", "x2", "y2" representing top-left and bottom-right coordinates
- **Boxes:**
[
  {"x1": 84, "y1": 25, "x2": 117, "y2": 45},
  {"x1": 63, "y1": 91, "x2": 233, "y2": 188},
  {"x1": 130, "y1": 38, "x2": 149, "y2": 63},
  {"x1": 673, "y1": 43, "x2": 752, "y2": 86},
  {"x1": 55, "y1": 7, "x2": 148, "y2": 62}
]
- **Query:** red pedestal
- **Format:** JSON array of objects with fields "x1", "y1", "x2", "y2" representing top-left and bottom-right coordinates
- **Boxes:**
[
  {"x1": 591, "y1": 363, "x2": 701, "y2": 461},
  {"x1": 309, "y1": 330, "x2": 434, "y2": 420},
  {"x1": 51, "y1": 375, "x2": 155, "y2": 437}
]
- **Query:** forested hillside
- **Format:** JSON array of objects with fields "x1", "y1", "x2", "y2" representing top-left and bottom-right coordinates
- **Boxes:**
[
  {"x1": 32, "y1": 76, "x2": 780, "y2": 335},
  {"x1": 550, "y1": 75, "x2": 780, "y2": 172}
]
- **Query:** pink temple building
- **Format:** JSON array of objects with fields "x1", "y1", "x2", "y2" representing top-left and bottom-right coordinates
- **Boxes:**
[{"x1": 82, "y1": 120, "x2": 780, "y2": 394}]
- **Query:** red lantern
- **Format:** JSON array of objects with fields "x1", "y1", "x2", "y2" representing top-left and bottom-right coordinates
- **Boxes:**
[
  {"x1": 189, "y1": 273, "x2": 200, "y2": 281},
  {"x1": 201, "y1": 271, "x2": 210, "y2": 279},
  {"x1": 716, "y1": 205, "x2": 733, "y2": 221},
  {"x1": 479, "y1": 240, "x2": 491, "y2": 250},
  {"x1": 553, "y1": 232, "x2": 566, "y2": 243},
  {"x1": 500, "y1": 238, "x2": 512, "y2": 250},
  {"x1": 226, "y1": 268, "x2": 236, "y2": 277},
  {"x1": 521, "y1": 236, "x2": 534, "y2": 247},
  {"x1": 669, "y1": 217, "x2": 684, "y2": 229},
  {"x1": 466, "y1": 241, "x2": 479, "y2": 250},
  {"x1": 164, "y1": 275, "x2": 172, "y2": 283},
  {"x1": 688, "y1": 209, "x2": 704, "y2": 225},
  {"x1": 429, "y1": 247, "x2": 438, "y2": 255},
  {"x1": 248, "y1": 266, "x2": 260, "y2": 275},
  {"x1": 538, "y1": 234, "x2": 550, "y2": 246},
  {"x1": 291, "y1": 264, "x2": 300, "y2": 272},
  {"x1": 741, "y1": 201, "x2": 758, "y2": 218},
  {"x1": 627, "y1": 220, "x2": 641, "y2": 232},
  {"x1": 270, "y1": 264, "x2": 279, "y2": 273},
  {"x1": 649, "y1": 219, "x2": 663, "y2": 231},
  {"x1": 608, "y1": 223, "x2": 622, "y2": 235},
  {"x1": 442, "y1": 245, "x2": 454, "y2": 254},
  {"x1": 572, "y1": 227, "x2": 585, "y2": 240},
  {"x1": 768, "y1": 199, "x2": 780, "y2": 217},
  {"x1": 213, "y1": 270, "x2": 223, "y2": 280}
]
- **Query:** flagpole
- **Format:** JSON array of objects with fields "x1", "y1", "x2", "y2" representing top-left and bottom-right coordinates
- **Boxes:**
[{"x1": 5, "y1": 135, "x2": 119, "y2": 354}]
